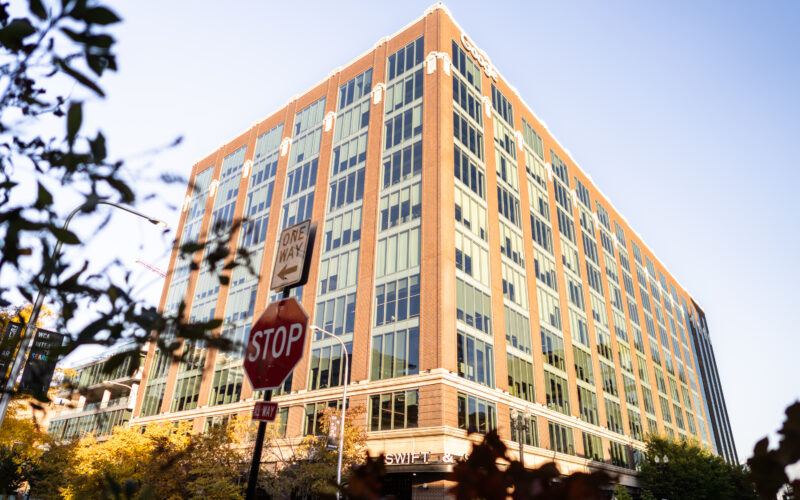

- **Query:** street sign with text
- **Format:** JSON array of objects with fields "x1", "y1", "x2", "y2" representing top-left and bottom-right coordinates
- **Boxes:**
[
  {"x1": 0, "y1": 323, "x2": 23, "y2": 386},
  {"x1": 326, "y1": 413, "x2": 341, "y2": 450},
  {"x1": 243, "y1": 297, "x2": 308, "y2": 391},
  {"x1": 270, "y1": 219, "x2": 316, "y2": 291},
  {"x1": 19, "y1": 328, "x2": 67, "y2": 397},
  {"x1": 246, "y1": 219, "x2": 317, "y2": 500},
  {"x1": 252, "y1": 401, "x2": 279, "y2": 422}
]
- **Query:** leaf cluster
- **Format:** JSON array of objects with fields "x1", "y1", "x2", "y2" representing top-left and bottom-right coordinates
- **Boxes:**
[
  {"x1": 28, "y1": 419, "x2": 247, "y2": 499},
  {"x1": 748, "y1": 402, "x2": 800, "y2": 500},
  {"x1": 0, "y1": 0, "x2": 259, "y2": 404},
  {"x1": 0, "y1": 403, "x2": 51, "y2": 495},
  {"x1": 448, "y1": 430, "x2": 612, "y2": 500}
]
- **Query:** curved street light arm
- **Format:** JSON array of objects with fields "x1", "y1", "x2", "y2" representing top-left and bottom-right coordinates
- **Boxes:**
[
  {"x1": 310, "y1": 325, "x2": 349, "y2": 500},
  {"x1": 0, "y1": 200, "x2": 167, "y2": 426}
]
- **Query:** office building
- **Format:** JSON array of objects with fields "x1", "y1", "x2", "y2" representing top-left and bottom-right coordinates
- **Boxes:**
[
  {"x1": 686, "y1": 301, "x2": 738, "y2": 463},
  {"x1": 131, "y1": 4, "x2": 737, "y2": 495}
]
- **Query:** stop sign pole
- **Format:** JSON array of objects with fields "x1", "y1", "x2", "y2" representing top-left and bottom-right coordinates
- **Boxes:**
[{"x1": 245, "y1": 221, "x2": 315, "y2": 500}]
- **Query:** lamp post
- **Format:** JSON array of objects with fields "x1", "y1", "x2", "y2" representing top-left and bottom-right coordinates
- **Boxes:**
[
  {"x1": 309, "y1": 325, "x2": 349, "y2": 499},
  {"x1": 0, "y1": 200, "x2": 167, "y2": 426},
  {"x1": 653, "y1": 453, "x2": 670, "y2": 499},
  {"x1": 510, "y1": 409, "x2": 529, "y2": 468}
]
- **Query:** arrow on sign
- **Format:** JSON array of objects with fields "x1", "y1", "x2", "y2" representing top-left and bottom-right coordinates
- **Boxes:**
[
  {"x1": 270, "y1": 220, "x2": 316, "y2": 292},
  {"x1": 277, "y1": 265, "x2": 297, "y2": 281}
]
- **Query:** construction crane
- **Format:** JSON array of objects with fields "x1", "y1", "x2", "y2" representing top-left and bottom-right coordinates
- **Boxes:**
[{"x1": 135, "y1": 259, "x2": 166, "y2": 278}]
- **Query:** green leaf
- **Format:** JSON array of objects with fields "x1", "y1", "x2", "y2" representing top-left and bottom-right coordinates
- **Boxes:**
[
  {"x1": 86, "y1": 53, "x2": 109, "y2": 75},
  {"x1": 50, "y1": 226, "x2": 80, "y2": 245},
  {"x1": 66, "y1": 101, "x2": 82, "y2": 146},
  {"x1": 89, "y1": 132, "x2": 106, "y2": 161},
  {"x1": 33, "y1": 182, "x2": 53, "y2": 209},
  {"x1": 56, "y1": 59, "x2": 104, "y2": 96},
  {"x1": 0, "y1": 18, "x2": 36, "y2": 51},
  {"x1": 85, "y1": 33, "x2": 113, "y2": 49},
  {"x1": 181, "y1": 242, "x2": 204, "y2": 254},
  {"x1": 106, "y1": 177, "x2": 134, "y2": 203},
  {"x1": 60, "y1": 27, "x2": 87, "y2": 44},
  {"x1": 205, "y1": 318, "x2": 223, "y2": 330},
  {"x1": 28, "y1": 0, "x2": 47, "y2": 20},
  {"x1": 83, "y1": 6, "x2": 121, "y2": 25}
]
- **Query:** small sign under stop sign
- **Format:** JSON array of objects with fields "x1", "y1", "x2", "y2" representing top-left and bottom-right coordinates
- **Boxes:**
[
  {"x1": 243, "y1": 297, "x2": 309, "y2": 391},
  {"x1": 252, "y1": 401, "x2": 279, "y2": 422}
]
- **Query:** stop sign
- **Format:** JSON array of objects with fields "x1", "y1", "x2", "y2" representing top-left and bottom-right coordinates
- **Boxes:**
[{"x1": 243, "y1": 297, "x2": 309, "y2": 391}]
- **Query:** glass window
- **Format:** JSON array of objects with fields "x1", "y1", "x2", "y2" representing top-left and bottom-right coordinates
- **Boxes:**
[
  {"x1": 510, "y1": 413, "x2": 538, "y2": 446},
  {"x1": 457, "y1": 330, "x2": 495, "y2": 388},
  {"x1": 491, "y1": 84, "x2": 514, "y2": 126},
  {"x1": 504, "y1": 306, "x2": 531, "y2": 354},
  {"x1": 573, "y1": 346, "x2": 594, "y2": 384},
  {"x1": 387, "y1": 37, "x2": 424, "y2": 82},
  {"x1": 369, "y1": 390, "x2": 418, "y2": 431},
  {"x1": 541, "y1": 328, "x2": 565, "y2": 370},
  {"x1": 456, "y1": 278, "x2": 492, "y2": 335},
  {"x1": 370, "y1": 326, "x2": 419, "y2": 380},
  {"x1": 457, "y1": 393, "x2": 497, "y2": 435},
  {"x1": 506, "y1": 353, "x2": 535, "y2": 403},
  {"x1": 605, "y1": 398, "x2": 624, "y2": 434},
  {"x1": 544, "y1": 371, "x2": 570, "y2": 415},
  {"x1": 610, "y1": 441, "x2": 631, "y2": 468},
  {"x1": 582, "y1": 432, "x2": 603, "y2": 462},
  {"x1": 577, "y1": 386, "x2": 598, "y2": 425},
  {"x1": 548, "y1": 421, "x2": 575, "y2": 455}
]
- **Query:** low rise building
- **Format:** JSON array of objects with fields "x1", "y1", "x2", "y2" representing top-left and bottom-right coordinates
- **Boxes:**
[{"x1": 48, "y1": 342, "x2": 144, "y2": 441}]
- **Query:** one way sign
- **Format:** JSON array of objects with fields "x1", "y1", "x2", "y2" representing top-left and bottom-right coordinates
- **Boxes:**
[{"x1": 270, "y1": 219, "x2": 316, "y2": 291}]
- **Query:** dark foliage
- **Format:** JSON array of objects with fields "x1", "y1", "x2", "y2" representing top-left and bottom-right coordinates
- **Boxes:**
[
  {"x1": 748, "y1": 402, "x2": 800, "y2": 499},
  {"x1": 341, "y1": 452, "x2": 390, "y2": 500},
  {"x1": 0, "y1": 0, "x2": 254, "y2": 403},
  {"x1": 448, "y1": 430, "x2": 611, "y2": 500}
]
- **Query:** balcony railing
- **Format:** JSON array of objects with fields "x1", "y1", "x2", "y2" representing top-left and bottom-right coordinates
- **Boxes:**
[{"x1": 50, "y1": 396, "x2": 131, "y2": 419}]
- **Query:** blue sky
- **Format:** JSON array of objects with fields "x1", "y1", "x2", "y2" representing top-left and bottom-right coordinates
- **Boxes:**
[{"x1": 57, "y1": 1, "x2": 800, "y2": 461}]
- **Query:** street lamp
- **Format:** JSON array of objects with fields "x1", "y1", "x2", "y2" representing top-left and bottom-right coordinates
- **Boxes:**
[
  {"x1": 653, "y1": 453, "x2": 670, "y2": 499},
  {"x1": 0, "y1": 200, "x2": 167, "y2": 426},
  {"x1": 309, "y1": 325, "x2": 349, "y2": 500},
  {"x1": 510, "y1": 409, "x2": 529, "y2": 468}
]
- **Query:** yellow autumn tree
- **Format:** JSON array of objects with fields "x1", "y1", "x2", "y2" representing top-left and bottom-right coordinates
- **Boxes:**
[
  {"x1": 42, "y1": 419, "x2": 246, "y2": 499},
  {"x1": 0, "y1": 305, "x2": 59, "y2": 496},
  {"x1": 0, "y1": 403, "x2": 52, "y2": 495},
  {"x1": 0, "y1": 304, "x2": 57, "y2": 332},
  {"x1": 262, "y1": 405, "x2": 367, "y2": 499}
]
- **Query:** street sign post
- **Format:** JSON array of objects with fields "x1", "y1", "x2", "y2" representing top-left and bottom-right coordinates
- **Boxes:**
[
  {"x1": 252, "y1": 401, "x2": 279, "y2": 422},
  {"x1": 269, "y1": 219, "x2": 316, "y2": 291},
  {"x1": 246, "y1": 219, "x2": 316, "y2": 500},
  {"x1": 244, "y1": 298, "x2": 310, "y2": 500}
]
